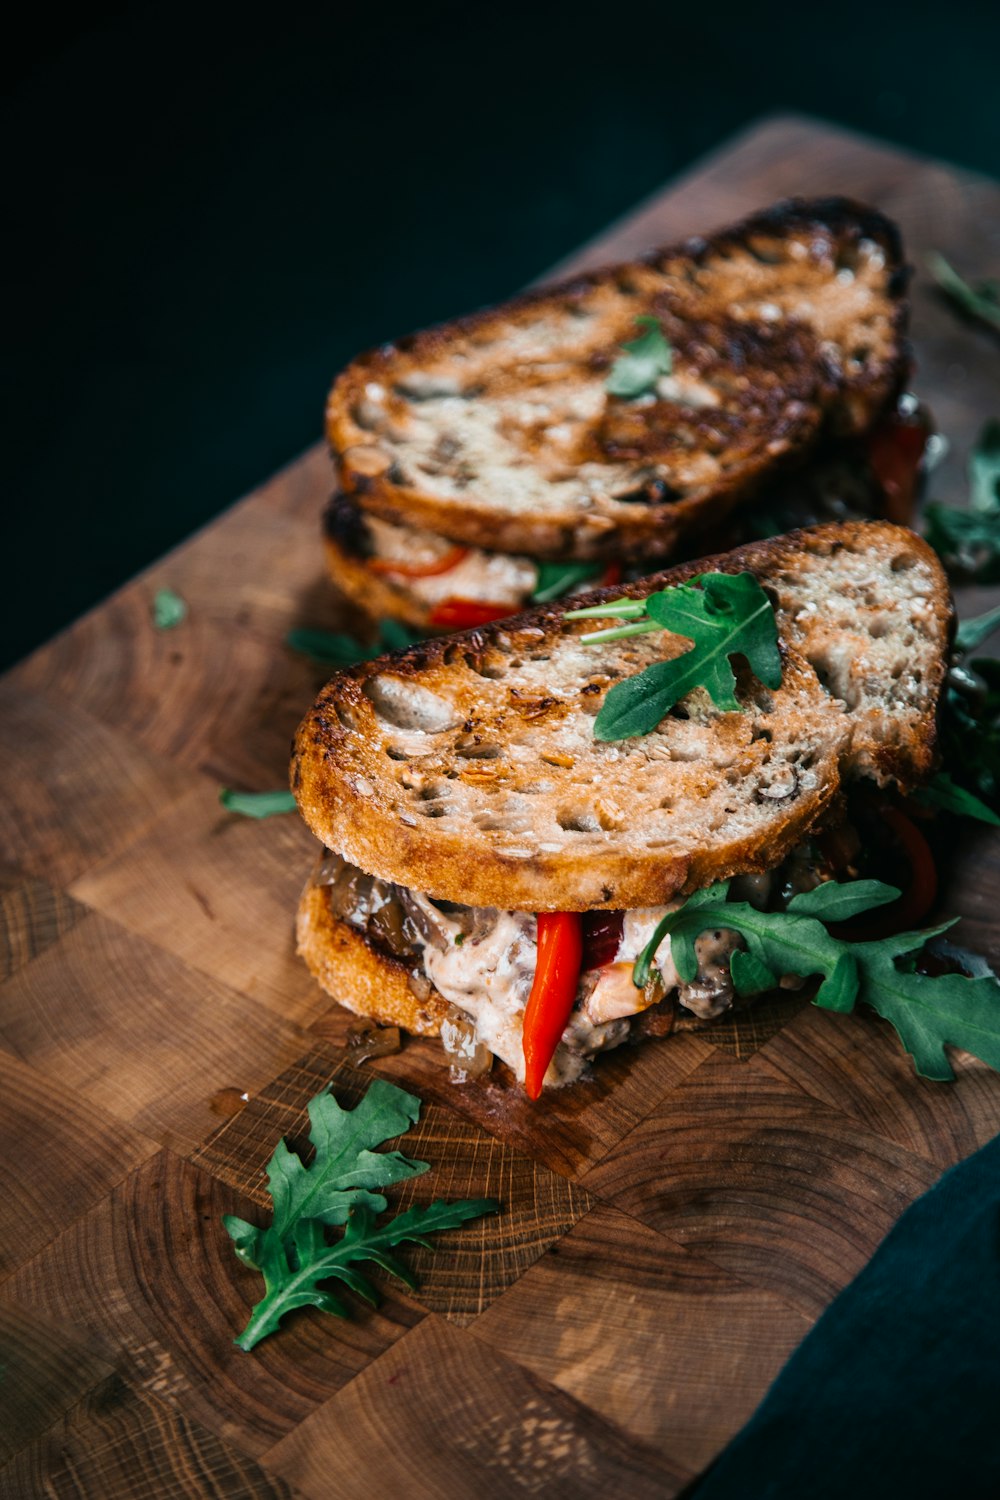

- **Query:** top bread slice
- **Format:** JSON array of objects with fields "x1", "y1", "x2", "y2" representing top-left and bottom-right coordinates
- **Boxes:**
[
  {"x1": 327, "y1": 199, "x2": 908, "y2": 562},
  {"x1": 292, "y1": 522, "x2": 951, "y2": 912}
]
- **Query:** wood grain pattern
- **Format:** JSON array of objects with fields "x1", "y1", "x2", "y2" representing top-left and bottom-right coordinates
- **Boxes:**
[
  {"x1": 2, "y1": 117, "x2": 999, "y2": 1496},
  {"x1": 0, "y1": 1374, "x2": 301, "y2": 1500},
  {"x1": 580, "y1": 1051, "x2": 943, "y2": 1317},
  {"x1": 0, "y1": 1049, "x2": 156, "y2": 1279},
  {"x1": 10, "y1": 452, "x2": 340, "y2": 792},
  {"x1": 473, "y1": 1203, "x2": 812, "y2": 1472},
  {"x1": 69, "y1": 783, "x2": 328, "y2": 1025},
  {"x1": 0, "y1": 911, "x2": 309, "y2": 1152},
  {"x1": 263, "y1": 1316, "x2": 690, "y2": 1500},
  {"x1": 191, "y1": 1044, "x2": 593, "y2": 1324},
  {"x1": 0, "y1": 684, "x2": 199, "y2": 887},
  {"x1": 0, "y1": 1299, "x2": 114, "y2": 1466},
  {"x1": 1, "y1": 1151, "x2": 424, "y2": 1459},
  {"x1": 0, "y1": 876, "x2": 87, "y2": 982},
  {"x1": 758, "y1": 1002, "x2": 1000, "y2": 1167}
]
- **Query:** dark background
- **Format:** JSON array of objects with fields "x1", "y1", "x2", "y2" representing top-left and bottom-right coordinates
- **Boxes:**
[{"x1": 4, "y1": 1, "x2": 998, "y2": 670}]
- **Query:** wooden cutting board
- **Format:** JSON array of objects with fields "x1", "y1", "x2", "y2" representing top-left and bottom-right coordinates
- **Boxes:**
[{"x1": 2, "y1": 115, "x2": 999, "y2": 1499}]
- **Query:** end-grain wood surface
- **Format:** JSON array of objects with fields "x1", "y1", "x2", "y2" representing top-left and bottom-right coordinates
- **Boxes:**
[{"x1": 2, "y1": 115, "x2": 999, "y2": 1498}]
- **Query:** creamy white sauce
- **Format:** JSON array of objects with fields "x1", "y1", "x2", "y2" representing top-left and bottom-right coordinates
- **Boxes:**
[
  {"x1": 358, "y1": 883, "x2": 751, "y2": 1088},
  {"x1": 366, "y1": 515, "x2": 537, "y2": 606}
]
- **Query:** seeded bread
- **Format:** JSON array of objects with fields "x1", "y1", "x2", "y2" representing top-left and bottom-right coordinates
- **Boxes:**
[
  {"x1": 327, "y1": 199, "x2": 908, "y2": 562},
  {"x1": 322, "y1": 438, "x2": 888, "y2": 632},
  {"x1": 292, "y1": 522, "x2": 951, "y2": 912}
]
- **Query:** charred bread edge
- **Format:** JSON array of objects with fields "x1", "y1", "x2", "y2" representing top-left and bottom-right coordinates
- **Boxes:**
[
  {"x1": 297, "y1": 877, "x2": 448, "y2": 1035},
  {"x1": 292, "y1": 522, "x2": 950, "y2": 912}
]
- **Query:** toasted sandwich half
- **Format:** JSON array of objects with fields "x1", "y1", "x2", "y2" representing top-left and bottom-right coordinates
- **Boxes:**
[
  {"x1": 292, "y1": 521, "x2": 953, "y2": 1094},
  {"x1": 323, "y1": 199, "x2": 917, "y2": 629}
]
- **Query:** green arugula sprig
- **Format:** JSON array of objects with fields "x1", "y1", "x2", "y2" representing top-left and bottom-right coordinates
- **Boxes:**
[
  {"x1": 912, "y1": 771, "x2": 1000, "y2": 827},
  {"x1": 927, "y1": 253, "x2": 1000, "y2": 334},
  {"x1": 605, "y1": 316, "x2": 672, "y2": 399},
  {"x1": 219, "y1": 788, "x2": 297, "y2": 818},
  {"x1": 287, "y1": 618, "x2": 420, "y2": 667},
  {"x1": 567, "y1": 571, "x2": 781, "y2": 740},
  {"x1": 633, "y1": 879, "x2": 1000, "y2": 1081},
  {"x1": 938, "y1": 655, "x2": 1000, "y2": 817},
  {"x1": 531, "y1": 560, "x2": 603, "y2": 603},
  {"x1": 224, "y1": 1079, "x2": 499, "y2": 1351},
  {"x1": 920, "y1": 602, "x2": 1000, "y2": 825},
  {"x1": 151, "y1": 588, "x2": 187, "y2": 630},
  {"x1": 925, "y1": 421, "x2": 1000, "y2": 582}
]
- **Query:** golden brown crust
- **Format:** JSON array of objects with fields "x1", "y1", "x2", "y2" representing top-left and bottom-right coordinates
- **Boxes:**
[
  {"x1": 327, "y1": 199, "x2": 909, "y2": 561},
  {"x1": 292, "y1": 522, "x2": 951, "y2": 912},
  {"x1": 296, "y1": 877, "x2": 448, "y2": 1035}
]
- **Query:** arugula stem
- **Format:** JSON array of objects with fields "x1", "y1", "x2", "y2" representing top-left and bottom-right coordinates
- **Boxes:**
[
  {"x1": 565, "y1": 599, "x2": 647, "y2": 621},
  {"x1": 579, "y1": 621, "x2": 658, "y2": 645}
]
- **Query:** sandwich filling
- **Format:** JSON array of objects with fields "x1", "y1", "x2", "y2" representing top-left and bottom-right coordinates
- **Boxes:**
[
  {"x1": 313, "y1": 848, "x2": 832, "y2": 1087},
  {"x1": 324, "y1": 400, "x2": 925, "y2": 628}
]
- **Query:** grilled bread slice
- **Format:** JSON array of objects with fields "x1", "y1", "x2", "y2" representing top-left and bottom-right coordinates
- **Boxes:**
[
  {"x1": 293, "y1": 522, "x2": 950, "y2": 916},
  {"x1": 321, "y1": 437, "x2": 888, "y2": 632},
  {"x1": 327, "y1": 199, "x2": 908, "y2": 563}
]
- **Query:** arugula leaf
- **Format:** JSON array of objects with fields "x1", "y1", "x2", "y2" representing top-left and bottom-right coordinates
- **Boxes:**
[
  {"x1": 853, "y1": 927, "x2": 1000, "y2": 1080},
  {"x1": 531, "y1": 560, "x2": 603, "y2": 603},
  {"x1": 151, "y1": 588, "x2": 187, "y2": 630},
  {"x1": 635, "y1": 880, "x2": 873, "y2": 1012},
  {"x1": 786, "y1": 880, "x2": 902, "y2": 922},
  {"x1": 955, "y1": 603, "x2": 1000, "y2": 654},
  {"x1": 927, "y1": 253, "x2": 1000, "y2": 333},
  {"x1": 219, "y1": 788, "x2": 297, "y2": 818},
  {"x1": 571, "y1": 572, "x2": 781, "y2": 740},
  {"x1": 265, "y1": 1080, "x2": 428, "y2": 1239},
  {"x1": 937, "y1": 659, "x2": 1000, "y2": 813},
  {"x1": 912, "y1": 771, "x2": 1000, "y2": 826},
  {"x1": 605, "y1": 316, "x2": 672, "y2": 399},
  {"x1": 924, "y1": 504, "x2": 1000, "y2": 582},
  {"x1": 636, "y1": 879, "x2": 1000, "y2": 1082},
  {"x1": 287, "y1": 620, "x2": 422, "y2": 666},
  {"x1": 924, "y1": 421, "x2": 1000, "y2": 581},
  {"x1": 969, "y1": 420, "x2": 1000, "y2": 514},
  {"x1": 225, "y1": 1078, "x2": 500, "y2": 1350}
]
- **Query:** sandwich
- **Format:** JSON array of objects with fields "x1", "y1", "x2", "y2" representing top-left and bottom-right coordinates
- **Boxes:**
[
  {"x1": 292, "y1": 520, "x2": 962, "y2": 1096},
  {"x1": 321, "y1": 199, "x2": 925, "y2": 632}
]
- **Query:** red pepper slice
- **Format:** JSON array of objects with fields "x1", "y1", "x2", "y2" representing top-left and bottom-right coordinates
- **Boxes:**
[
  {"x1": 867, "y1": 411, "x2": 929, "y2": 526},
  {"x1": 522, "y1": 912, "x2": 584, "y2": 1099},
  {"x1": 582, "y1": 909, "x2": 625, "y2": 969},
  {"x1": 427, "y1": 597, "x2": 514, "y2": 629},
  {"x1": 879, "y1": 805, "x2": 938, "y2": 929},
  {"x1": 600, "y1": 561, "x2": 624, "y2": 587},
  {"x1": 370, "y1": 545, "x2": 470, "y2": 578},
  {"x1": 835, "y1": 805, "x2": 938, "y2": 941}
]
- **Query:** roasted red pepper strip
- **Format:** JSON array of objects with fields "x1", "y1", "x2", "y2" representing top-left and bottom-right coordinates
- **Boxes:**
[
  {"x1": 522, "y1": 912, "x2": 584, "y2": 1099},
  {"x1": 370, "y1": 545, "x2": 470, "y2": 578},
  {"x1": 836, "y1": 805, "x2": 938, "y2": 941},
  {"x1": 428, "y1": 597, "x2": 513, "y2": 629},
  {"x1": 867, "y1": 412, "x2": 929, "y2": 526},
  {"x1": 879, "y1": 805, "x2": 938, "y2": 929}
]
